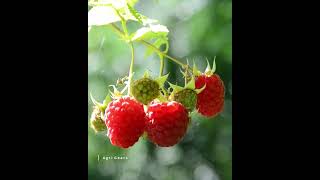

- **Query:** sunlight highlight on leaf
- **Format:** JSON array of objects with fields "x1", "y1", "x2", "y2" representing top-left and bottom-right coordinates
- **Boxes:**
[
  {"x1": 131, "y1": 24, "x2": 169, "y2": 41},
  {"x1": 88, "y1": 6, "x2": 121, "y2": 26}
]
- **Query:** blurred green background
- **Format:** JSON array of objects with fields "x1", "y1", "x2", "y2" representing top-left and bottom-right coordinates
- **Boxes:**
[{"x1": 88, "y1": 0, "x2": 232, "y2": 180}]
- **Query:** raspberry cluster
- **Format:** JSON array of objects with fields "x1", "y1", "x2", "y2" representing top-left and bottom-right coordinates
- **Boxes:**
[
  {"x1": 90, "y1": 61, "x2": 225, "y2": 148},
  {"x1": 88, "y1": 0, "x2": 226, "y2": 149}
]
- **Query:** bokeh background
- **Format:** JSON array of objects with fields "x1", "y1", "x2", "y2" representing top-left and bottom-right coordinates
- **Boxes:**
[{"x1": 88, "y1": 0, "x2": 232, "y2": 180}]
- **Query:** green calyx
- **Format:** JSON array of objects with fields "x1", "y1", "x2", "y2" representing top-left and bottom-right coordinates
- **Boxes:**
[
  {"x1": 90, "y1": 93, "x2": 111, "y2": 112},
  {"x1": 155, "y1": 73, "x2": 170, "y2": 102},
  {"x1": 131, "y1": 76, "x2": 160, "y2": 105},
  {"x1": 90, "y1": 106, "x2": 107, "y2": 133},
  {"x1": 173, "y1": 89, "x2": 197, "y2": 111},
  {"x1": 204, "y1": 57, "x2": 216, "y2": 76},
  {"x1": 193, "y1": 57, "x2": 216, "y2": 77},
  {"x1": 169, "y1": 76, "x2": 204, "y2": 111},
  {"x1": 90, "y1": 93, "x2": 111, "y2": 133},
  {"x1": 109, "y1": 73, "x2": 133, "y2": 99}
]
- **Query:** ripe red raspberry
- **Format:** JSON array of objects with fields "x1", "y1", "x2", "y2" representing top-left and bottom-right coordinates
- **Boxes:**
[
  {"x1": 195, "y1": 74, "x2": 225, "y2": 117},
  {"x1": 146, "y1": 101, "x2": 189, "y2": 147},
  {"x1": 105, "y1": 96, "x2": 146, "y2": 148}
]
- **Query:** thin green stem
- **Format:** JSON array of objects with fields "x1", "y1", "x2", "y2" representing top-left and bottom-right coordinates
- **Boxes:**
[
  {"x1": 159, "y1": 55, "x2": 164, "y2": 77},
  {"x1": 109, "y1": 23, "x2": 133, "y2": 95},
  {"x1": 121, "y1": 20, "x2": 129, "y2": 38},
  {"x1": 129, "y1": 43, "x2": 134, "y2": 78},
  {"x1": 164, "y1": 41, "x2": 169, "y2": 53},
  {"x1": 159, "y1": 41, "x2": 168, "y2": 77},
  {"x1": 127, "y1": 43, "x2": 135, "y2": 95},
  {"x1": 185, "y1": 72, "x2": 187, "y2": 85},
  {"x1": 109, "y1": 23, "x2": 190, "y2": 70},
  {"x1": 139, "y1": 40, "x2": 187, "y2": 68}
]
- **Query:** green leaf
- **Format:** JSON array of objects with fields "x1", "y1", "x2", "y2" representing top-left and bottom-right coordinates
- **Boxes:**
[
  {"x1": 130, "y1": 24, "x2": 169, "y2": 41},
  {"x1": 88, "y1": 6, "x2": 121, "y2": 26},
  {"x1": 195, "y1": 84, "x2": 206, "y2": 94},
  {"x1": 155, "y1": 73, "x2": 169, "y2": 88},
  {"x1": 127, "y1": 0, "x2": 139, "y2": 6},
  {"x1": 185, "y1": 76, "x2": 195, "y2": 90},
  {"x1": 108, "y1": 85, "x2": 122, "y2": 99},
  {"x1": 204, "y1": 57, "x2": 211, "y2": 74},
  {"x1": 141, "y1": 17, "x2": 158, "y2": 26},
  {"x1": 88, "y1": 1, "x2": 140, "y2": 26},
  {"x1": 102, "y1": 93, "x2": 112, "y2": 108},
  {"x1": 157, "y1": 92, "x2": 168, "y2": 102},
  {"x1": 90, "y1": 92, "x2": 102, "y2": 107},
  {"x1": 90, "y1": 92, "x2": 106, "y2": 112},
  {"x1": 88, "y1": 0, "x2": 113, "y2": 7},
  {"x1": 193, "y1": 59, "x2": 201, "y2": 76},
  {"x1": 204, "y1": 57, "x2": 216, "y2": 76},
  {"x1": 126, "y1": 3, "x2": 143, "y2": 24},
  {"x1": 168, "y1": 82, "x2": 184, "y2": 93},
  {"x1": 212, "y1": 56, "x2": 216, "y2": 73},
  {"x1": 88, "y1": 0, "x2": 139, "y2": 8},
  {"x1": 143, "y1": 70, "x2": 150, "y2": 78}
]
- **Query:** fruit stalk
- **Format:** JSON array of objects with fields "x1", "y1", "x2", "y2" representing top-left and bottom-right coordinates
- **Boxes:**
[
  {"x1": 128, "y1": 43, "x2": 134, "y2": 95},
  {"x1": 139, "y1": 40, "x2": 186, "y2": 68},
  {"x1": 112, "y1": 17, "x2": 135, "y2": 96},
  {"x1": 159, "y1": 55, "x2": 164, "y2": 76}
]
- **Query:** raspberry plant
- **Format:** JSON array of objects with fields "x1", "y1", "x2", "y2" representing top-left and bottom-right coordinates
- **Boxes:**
[{"x1": 88, "y1": 0, "x2": 225, "y2": 148}]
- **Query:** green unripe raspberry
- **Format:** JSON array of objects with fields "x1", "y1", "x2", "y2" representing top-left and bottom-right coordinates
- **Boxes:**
[
  {"x1": 173, "y1": 89, "x2": 197, "y2": 111},
  {"x1": 131, "y1": 78, "x2": 160, "y2": 105},
  {"x1": 90, "y1": 106, "x2": 107, "y2": 132}
]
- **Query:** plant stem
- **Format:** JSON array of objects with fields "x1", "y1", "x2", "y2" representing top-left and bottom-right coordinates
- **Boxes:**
[
  {"x1": 127, "y1": 43, "x2": 134, "y2": 95},
  {"x1": 109, "y1": 23, "x2": 189, "y2": 70},
  {"x1": 185, "y1": 71, "x2": 187, "y2": 85},
  {"x1": 109, "y1": 23, "x2": 133, "y2": 95},
  {"x1": 121, "y1": 21, "x2": 129, "y2": 38},
  {"x1": 159, "y1": 55, "x2": 164, "y2": 77},
  {"x1": 158, "y1": 41, "x2": 168, "y2": 77},
  {"x1": 139, "y1": 40, "x2": 187, "y2": 69}
]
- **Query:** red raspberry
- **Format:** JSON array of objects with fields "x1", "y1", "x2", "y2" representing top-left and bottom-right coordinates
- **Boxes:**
[
  {"x1": 146, "y1": 101, "x2": 189, "y2": 147},
  {"x1": 195, "y1": 74, "x2": 225, "y2": 117},
  {"x1": 105, "y1": 96, "x2": 146, "y2": 148}
]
